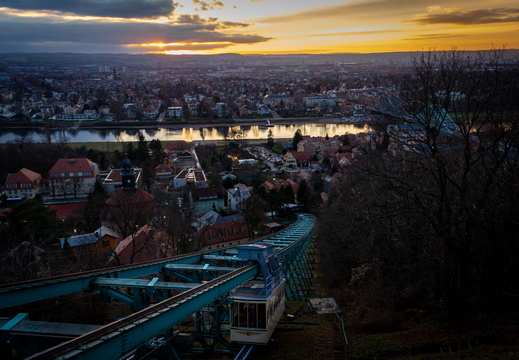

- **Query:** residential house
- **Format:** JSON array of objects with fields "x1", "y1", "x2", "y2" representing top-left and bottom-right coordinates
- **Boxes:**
[
  {"x1": 227, "y1": 183, "x2": 252, "y2": 211},
  {"x1": 4, "y1": 168, "x2": 42, "y2": 199},
  {"x1": 48, "y1": 158, "x2": 99, "y2": 199},
  {"x1": 190, "y1": 186, "x2": 226, "y2": 215},
  {"x1": 60, "y1": 226, "x2": 118, "y2": 261},
  {"x1": 109, "y1": 225, "x2": 170, "y2": 265},
  {"x1": 167, "y1": 106, "x2": 182, "y2": 118},
  {"x1": 260, "y1": 178, "x2": 299, "y2": 195},
  {"x1": 164, "y1": 142, "x2": 188, "y2": 156},
  {"x1": 283, "y1": 151, "x2": 310, "y2": 168},
  {"x1": 99, "y1": 105, "x2": 111, "y2": 116},
  {"x1": 263, "y1": 94, "x2": 294, "y2": 108},
  {"x1": 188, "y1": 103, "x2": 199, "y2": 116},
  {"x1": 123, "y1": 104, "x2": 137, "y2": 119},
  {"x1": 200, "y1": 218, "x2": 250, "y2": 251},
  {"x1": 172, "y1": 150, "x2": 196, "y2": 172},
  {"x1": 155, "y1": 163, "x2": 174, "y2": 180},
  {"x1": 257, "y1": 105, "x2": 270, "y2": 116},
  {"x1": 297, "y1": 139, "x2": 321, "y2": 157},
  {"x1": 215, "y1": 102, "x2": 228, "y2": 117},
  {"x1": 143, "y1": 104, "x2": 160, "y2": 119}
]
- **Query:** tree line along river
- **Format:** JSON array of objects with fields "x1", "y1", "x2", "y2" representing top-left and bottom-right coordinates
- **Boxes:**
[{"x1": 0, "y1": 122, "x2": 372, "y2": 144}]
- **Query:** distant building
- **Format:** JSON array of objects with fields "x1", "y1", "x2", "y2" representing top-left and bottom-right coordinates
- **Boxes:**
[
  {"x1": 261, "y1": 179, "x2": 299, "y2": 195},
  {"x1": 103, "y1": 166, "x2": 143, "y2": 195},
  {"x1": 227, "y1": 183, "x2": 252, "y2": 211},
  {"x1": 4, "y1": 168, "x2": 42, "y2": 199},
  {"x1": 60, "y1": 226, "x2": 118, "y2": 261},
  {"x1": 48, "y1": 158, "x2": 99, "y2": 199},
  {"x1": 283, "y1": 151, "x2": 310, "y2": 168},
  {"x1": 167, "y1": 106, "x2": 182, "y2": 118},
  {"x1": 263, "y1": 94, "x2": 294, "y2": 107},
  {"x1": 200, "y1": 218, "x2": 250, "y2": 251},
  {"x1": 215, "y1": 102, "x2": 228, "y2": 118},
  {"x1": 173, "y1": 168, "x2": 208, "y2": 190},
  {"x1": 257, "y1": 105, "x2": 270, "y2": 116},
  {"x1": 101, "y1": 158, "x2": 156, "y2": 238},
  {"x1": 109, "y1": 224, "x2": 170, "y2": 265},
  {"x1": 172, "y1": 150, "x2": 196, "y2": 172},
  {"x1": 155, "y1": 163, "x2": 174, "y2": 180},
  {"x1": 190, "y1": 186, "x2": 226, "y2": 215},
  {"x1": 165, "y1": 142, "x2": 188, "y2": 155},
  {"x1": 143, "y1": 104, "x2": 160, "y2": 119},
  {"x1": 123, "y1": 104, "x2": 137, "y2": 119}
]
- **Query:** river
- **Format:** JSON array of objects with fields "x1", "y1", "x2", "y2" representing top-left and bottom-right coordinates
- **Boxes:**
[{"x1": 0, "y1": 122, "x2": 372, "y2": 144}]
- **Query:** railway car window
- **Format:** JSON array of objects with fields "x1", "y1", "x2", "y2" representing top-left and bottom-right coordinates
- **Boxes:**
[
  {"x1": 232, "y1": 302, "x2": 248, "y2": 328},
  {"x1": 257, "y1": 303, "x2": 266, "y2": 329},
  {"x1": 239, "y1": 303, "x2": 247, "y2": 327},
  {"x1": 249, "y1": 303, "x2": 257, "y2": 328}
]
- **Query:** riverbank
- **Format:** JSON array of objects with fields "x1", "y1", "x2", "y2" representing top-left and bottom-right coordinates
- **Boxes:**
[
  {"x1": 0, "y1": 116, "x2": 372, "y2": 131},
  {"x1": 0, "y1": 118, "x2": 379, "y2": 144}
]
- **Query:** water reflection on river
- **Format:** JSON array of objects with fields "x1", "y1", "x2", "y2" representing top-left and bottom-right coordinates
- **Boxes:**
[{"x1": 0, "y1": 123, "x2": 371, "y2": 144}]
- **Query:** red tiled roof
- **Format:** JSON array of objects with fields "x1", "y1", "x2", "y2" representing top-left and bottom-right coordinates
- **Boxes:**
[
  {"x1": 190, "y1": 187, "x2": 224, "y2": 200},
  {"x1": 105, "y1": 188, "x2": 155, "y2": 206},
  {"x1": 201, "y1": 219, "x2": 249, "y2": 245},
  {"x1": 5, "y1": 168, "x2": 41, "y2": 189},
  {"x1": 5, "y1": 168, "x2": 42, "y2": 187},
  {"x1": 291, "y1": 151, "x2": 310, "y2": 160},
  {"x1": 165, "y1": 142, "x2": 187, "y2": 153},
  {"x1": 111, "y1": 225, "x2": 170, "y2": 265},
  {"x1": 155, "y1": 164, "x2": 172, "y2": 172},
  {"x1": 49, "y1": 158, "x2": 98, "y2": 176}
]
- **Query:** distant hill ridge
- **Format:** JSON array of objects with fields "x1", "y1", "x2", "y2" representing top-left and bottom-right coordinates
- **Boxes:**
[{"x1": 1, "y1": 49, "x2": 518, "y2": 65}]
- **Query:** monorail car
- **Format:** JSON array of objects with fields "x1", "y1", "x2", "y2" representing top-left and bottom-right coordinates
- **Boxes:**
[{"x1": 229, "y1": 243, "x2": 285, "y2": 344}]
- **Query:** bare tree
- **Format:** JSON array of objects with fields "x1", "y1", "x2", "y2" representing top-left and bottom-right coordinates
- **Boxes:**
[
  {"x1": 239, "y1": 193, "x2": 267, "y2": 241},
  {"x1": 318, "y1": 49, "x2": 519, "y2": 325},
  {"x1": 391, "y1": 48, "x2": 519, "y2": 322}
]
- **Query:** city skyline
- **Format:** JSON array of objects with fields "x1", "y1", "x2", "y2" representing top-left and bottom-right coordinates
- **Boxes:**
[{"x1": 0, "y1": 0, "x2": 518, "y2": 55}]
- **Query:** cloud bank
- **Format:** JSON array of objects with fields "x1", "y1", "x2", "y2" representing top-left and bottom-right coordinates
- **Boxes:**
[
  {"x1": 0, "y1": 0, "x2": 271, "y2": 53},
  {"x1": 1, "y1": 0, "x2": 175, "y2": 19}
]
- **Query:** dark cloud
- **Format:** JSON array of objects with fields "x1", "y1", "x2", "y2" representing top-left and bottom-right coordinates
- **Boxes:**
[
  {"x1": 218, "y1": 21, "x2": 250, "y2": 29},
  {"x1": 0, "y1": 15, "x2": 271, "y2": 53},
  {"x1": 174, "y1": 14, "x2": 250, "y2": 29},
  {"x1": 0, "y1": 0, "x2": 175, "y2": 19},
  {"x1": 192, "y1": 0, "x2": 224, "y2": 12},
  {"x1": 150, "y1": 41, "x2": 248, "y2": 52},
  {"x1": 411, "y1": 8, "x2": 519, "y2": 25}
]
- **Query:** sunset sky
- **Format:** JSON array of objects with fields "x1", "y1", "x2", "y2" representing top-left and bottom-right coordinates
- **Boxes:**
[{"x1": 0, "y1": 0, "x2": 517, "y2": 55}]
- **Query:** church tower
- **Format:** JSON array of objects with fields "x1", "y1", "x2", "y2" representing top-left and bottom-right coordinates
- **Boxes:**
[{"x1": 120, "y1": 157, "x2": 136, "y2": 191}]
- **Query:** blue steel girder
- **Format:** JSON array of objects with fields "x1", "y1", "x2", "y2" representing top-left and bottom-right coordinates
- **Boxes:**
[
  {"x1": 163, "y1": 264, "x2": 239, "y2": 283},
  {"x1": 93, "y1": 278, "x2": 201, "y2": 291},
  {"x1": 94, "y1": 283, "x2": 172, "y2": 311},
  {"x1": 0, "y1": 253, "x2": 203, "y2": 309},
  {"x1": 277, "y1": 230, "x2": 314, "y2": 301},
  {"x1": 25, "y1": 265, "x2": 258, "y2": 360},
  {"x1": 182, "y1": 299, "x2": 232, "y2": 353}
]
